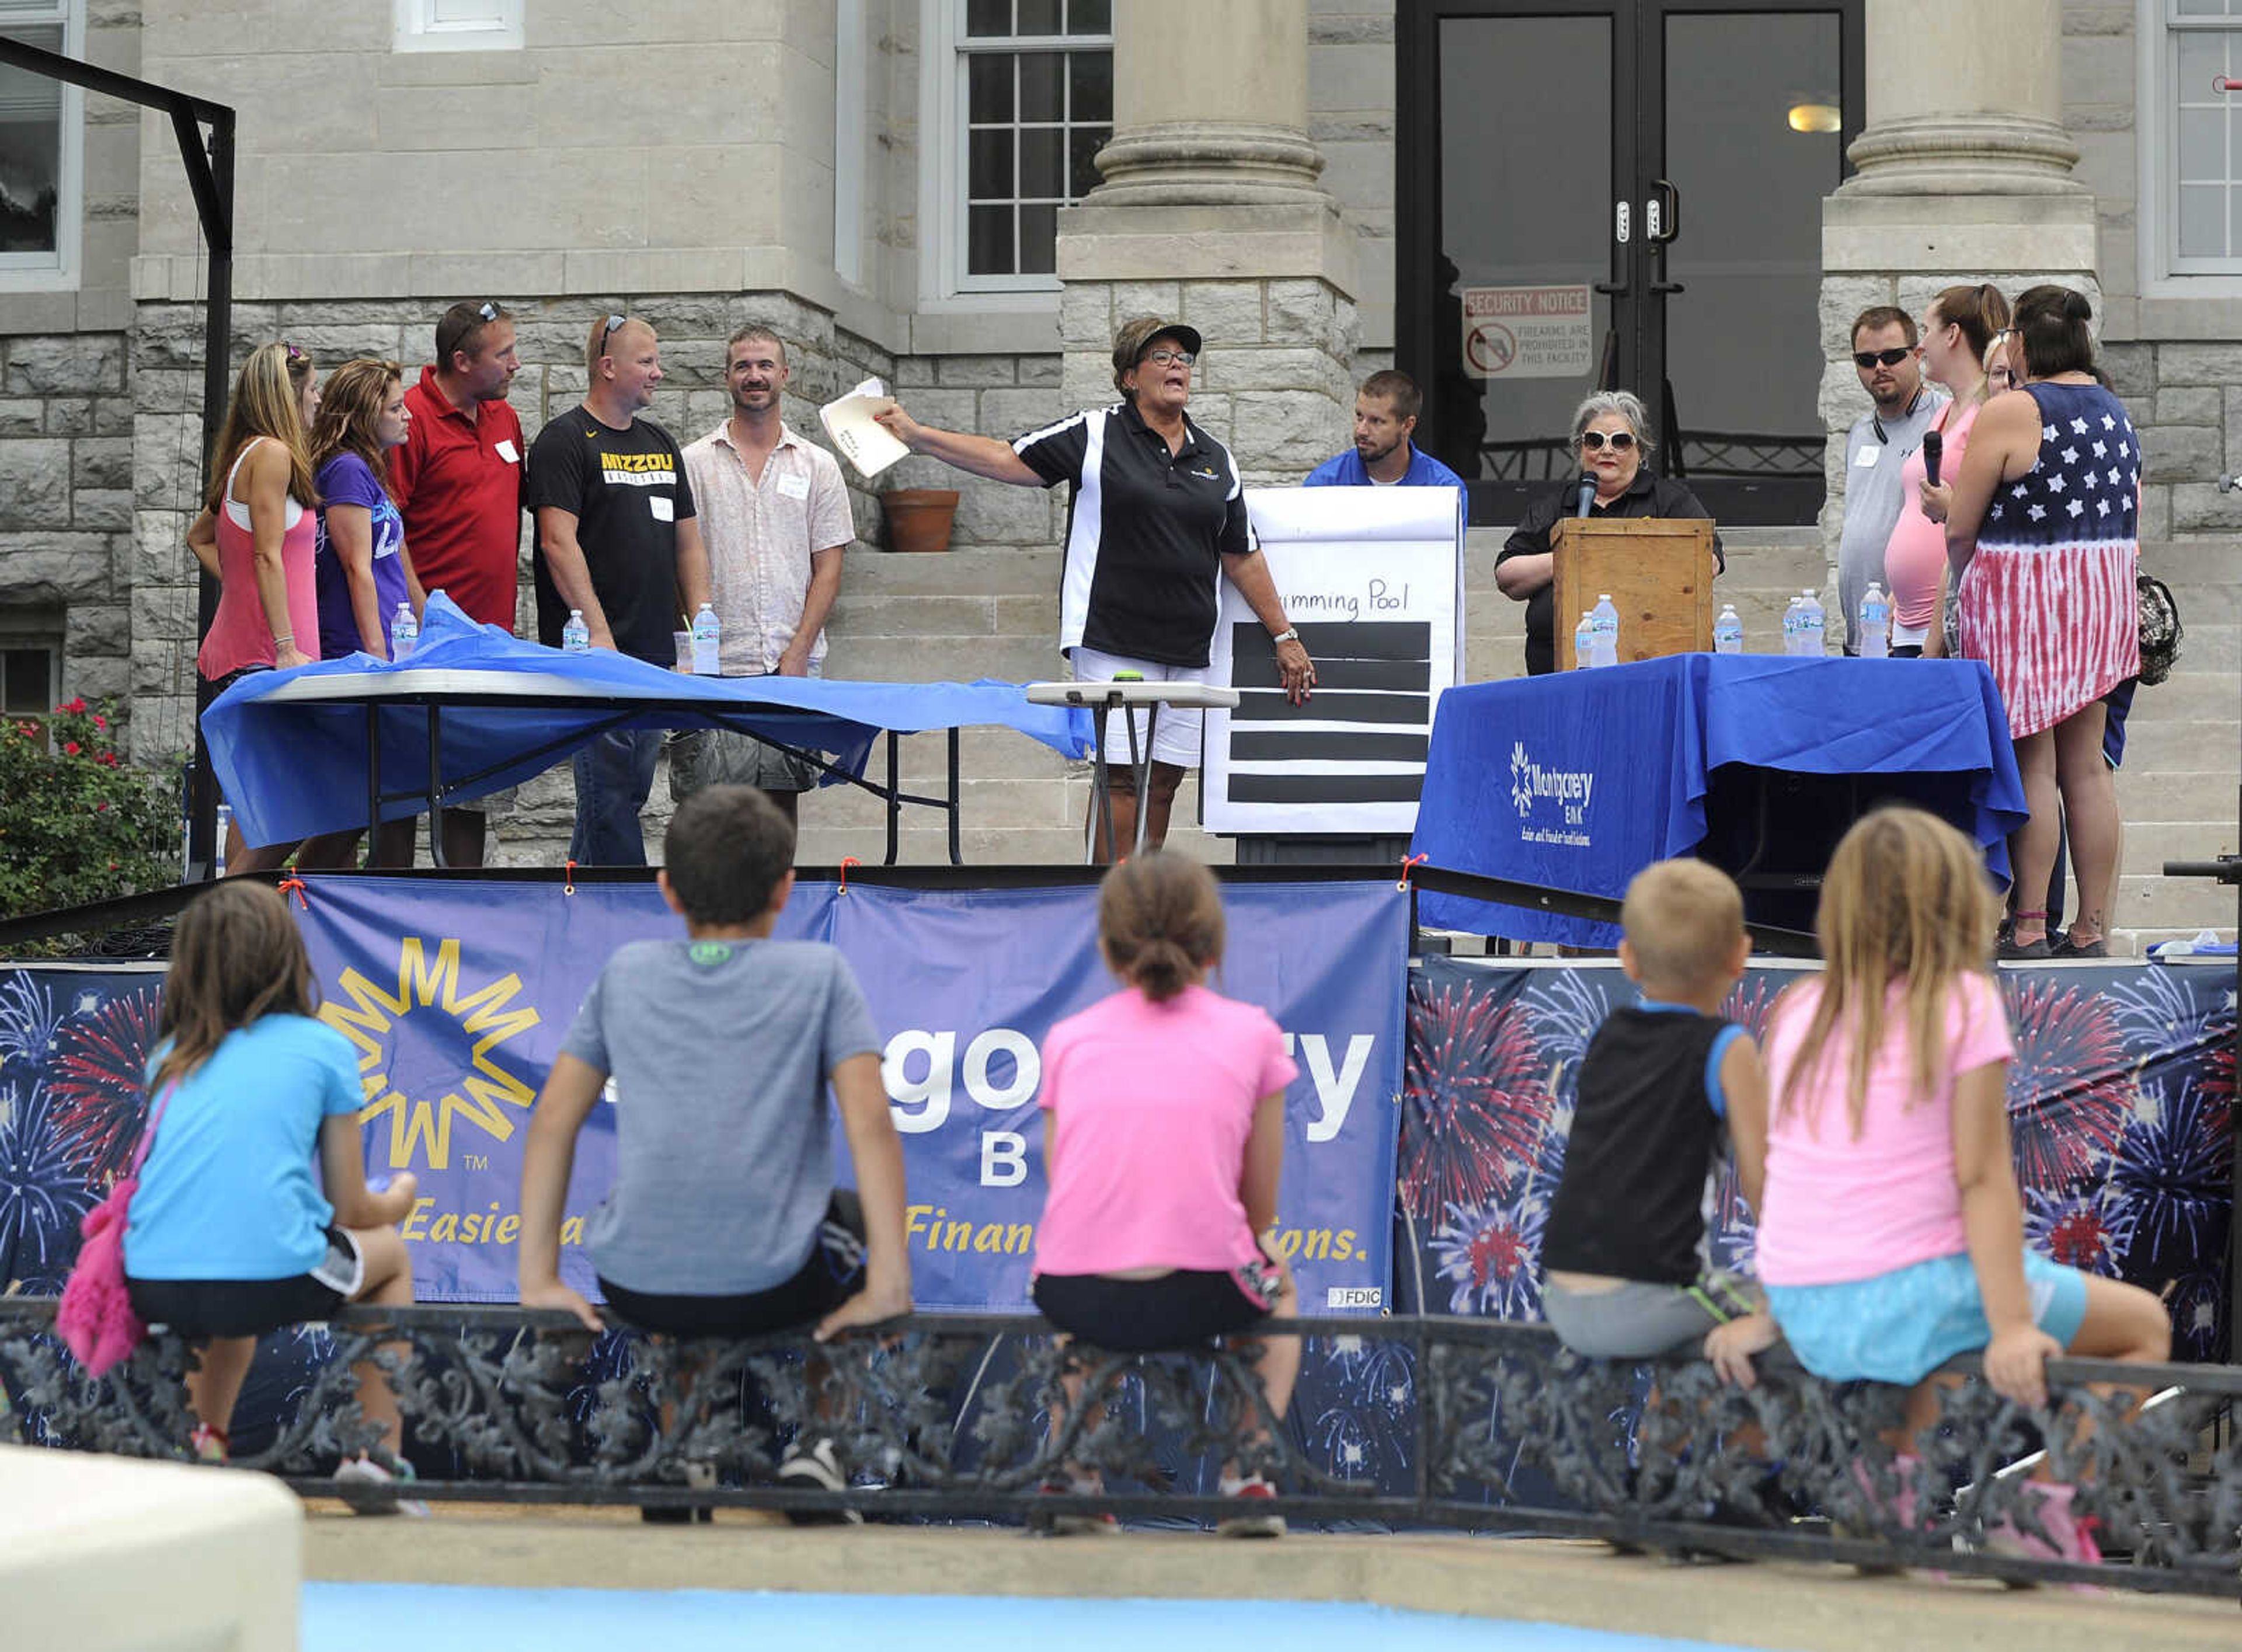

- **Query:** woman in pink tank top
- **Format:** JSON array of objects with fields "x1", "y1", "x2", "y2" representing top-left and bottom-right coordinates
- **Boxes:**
[
  {"x1": 185, "y1": 342, "x2": 323, "y2": 874},
  {"x1": 1892, "y1": 285, "x2": 2007, "y2": 657}
]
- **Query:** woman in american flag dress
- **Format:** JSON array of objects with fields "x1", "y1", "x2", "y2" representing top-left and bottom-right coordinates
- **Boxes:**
[{"x1": 1928, "y1": 286, "x2": 2140, "y2": 960}]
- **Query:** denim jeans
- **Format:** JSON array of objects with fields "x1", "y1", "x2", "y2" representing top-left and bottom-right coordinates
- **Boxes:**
[{"x1": 569, "y1": 727, "x2": 661, "y2": 865}]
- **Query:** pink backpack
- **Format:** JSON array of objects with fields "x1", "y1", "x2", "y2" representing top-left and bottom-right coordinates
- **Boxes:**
[{"x1": 57, "y1": 1082, "x2": 175, "y2": 1378}]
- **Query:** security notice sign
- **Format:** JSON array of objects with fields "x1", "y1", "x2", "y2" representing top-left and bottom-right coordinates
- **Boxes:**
[{"x1": 1460, "y1": 284, "x2": 1594, "y2": 379}]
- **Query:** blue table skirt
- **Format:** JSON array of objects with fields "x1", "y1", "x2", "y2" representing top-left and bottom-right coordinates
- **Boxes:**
[{"x1": 1409, "y1": 654, "x2": 2029, "y2": 946}]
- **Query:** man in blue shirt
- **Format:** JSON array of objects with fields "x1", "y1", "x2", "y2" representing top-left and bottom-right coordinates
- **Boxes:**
[{"x1": 1304, "y1": 370, "x2": 1467, "y2": 489}]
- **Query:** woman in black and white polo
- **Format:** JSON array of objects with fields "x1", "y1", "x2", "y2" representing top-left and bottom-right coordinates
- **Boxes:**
[{"x1": 875, "y1": 316, "x2": 1315, "y2": 858}]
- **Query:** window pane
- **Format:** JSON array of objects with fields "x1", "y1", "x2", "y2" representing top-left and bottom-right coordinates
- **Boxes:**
[
  {"x1": 969, "y1": 204, "x2": 1014, "y2": 274},
  {"x1": 1069, "y1": 127, "x2": 1107, "y2": 196},
  {"x1": 1, "y1": 649, "x2": 49, "y2": 716},
  {"x1": 1068, "y1": 0, "x2": 1112, "y2": 32},
  {"x1": 1017, "y1": 0, "x2": 1061, "y2": 34},
  {"x1": 970, "y1": 128, "x2": 1015, "y2": 199},
  {"x1": 1020, "y1": 127, "x2": 1064, "y2": 198},
  {"x1": 966, "y1": 0, "x2": 1011, "y2": 37},
  {"x1": 968, "y1": 51, "x2": 1014, "y2": 122},
  {"x1": 2177, "y1": 0, "x2": 2226, "y2": 15},
  {"x1": 2179, "y1": 182, "x2": 2226, "y2": 256},
  {"x1": 1019, "y1": 203, "x2": 1057, "y2": 274},
  {"x1": 1019, "y1": 51, "x2": 1064, "y2": 121},
  {"x1": 1068, "y1": 50, "x2": 1112, "y2": 121},
  {"x1": 2180, "y1": 32, "x2": 2228, "y2": 101},
  {"x1": 2182, "y1": 107, "x2": 2225, "y2": 178},
  {"x1": 0, "y1": 23, "x2": 62, "y2": 257}
]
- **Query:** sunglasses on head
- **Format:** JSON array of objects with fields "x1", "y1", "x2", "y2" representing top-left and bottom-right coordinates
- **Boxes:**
[
  {"x1": 1854, "y1": 346, "x2": 1914, "y2": 369},
  {"x1": 596, "y1": 312, "x2": 627, "y2": 356},
  {"x1": 1579, "y1": 430, "x2": 1636, "y2": 451},
  {"x1": 476, "y1": 301, "x2": 501, "y2": 322}
]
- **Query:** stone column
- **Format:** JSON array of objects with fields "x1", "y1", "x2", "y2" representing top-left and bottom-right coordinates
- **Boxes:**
[
  {"x1": 1818, "y1": 0, "x2": 2098, "y2": 543},
  {"x1": 1055, "y1": 0, "x2": 1356, "y2": 483}
]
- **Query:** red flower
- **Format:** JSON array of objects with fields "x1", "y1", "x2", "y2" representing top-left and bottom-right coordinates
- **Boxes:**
[
  {"x1": 62, "y1": 741, "x2": 80, "y2": 756},
  {"x1": 99, "y1": 751, "x2": 120, "y2": 767},
  {"x1": 91, "y1": 714, "x2": 107, "y2": 730},
  {"x1": 62, "y1": 698, "x2": 85, "y2": 714}
]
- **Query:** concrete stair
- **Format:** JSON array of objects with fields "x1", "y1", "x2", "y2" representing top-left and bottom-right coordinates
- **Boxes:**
[{"x1": 495, "y1": 529, "x2": 2236, "y2": 951}]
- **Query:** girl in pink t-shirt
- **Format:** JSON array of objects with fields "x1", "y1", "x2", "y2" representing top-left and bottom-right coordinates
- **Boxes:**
[
  {"x1": 1032, "y1": 852, "x2": 1300, "y2": 1535},
  {"x1": 1732, "y1": 813, "x2": 2167, "y2": 1493}
]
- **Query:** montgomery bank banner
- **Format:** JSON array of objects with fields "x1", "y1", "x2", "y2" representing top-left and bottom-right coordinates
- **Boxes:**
[{"x1": 286, "y1": 874, "x2": 1407, "y2": 1313}]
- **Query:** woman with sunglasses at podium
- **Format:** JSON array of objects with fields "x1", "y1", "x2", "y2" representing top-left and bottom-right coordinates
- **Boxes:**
[{"x1": 1493, "y1": 390, "x2": 1721, "y2": 675}]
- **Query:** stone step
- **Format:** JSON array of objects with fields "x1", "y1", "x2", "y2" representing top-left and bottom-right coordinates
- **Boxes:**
[
  {"x1": 2113, "y1": 768, "x2": 2240, "y2": 822},
  {"x1": 2115, "y1": 871, "x2": 2241, "y2": 930},
  {"x1": 2114, "y1": 717, "x2": 2241, "y2": 772}
]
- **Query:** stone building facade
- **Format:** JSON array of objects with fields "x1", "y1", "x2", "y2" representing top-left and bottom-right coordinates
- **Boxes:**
[{"x1": 0, "y1": 0, "x2": 2234, "y2": 899}]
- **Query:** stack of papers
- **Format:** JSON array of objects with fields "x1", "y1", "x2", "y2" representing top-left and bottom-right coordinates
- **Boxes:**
[{"x1": 819, "y1": 377, "x2": 911, "y2": 482}]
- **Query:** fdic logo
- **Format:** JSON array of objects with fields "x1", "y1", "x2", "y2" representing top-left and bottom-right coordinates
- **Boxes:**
[
  {"x1": 320, "y1": 938, "x2": 542, "y2": 1170},
  {"x1": 1325, "y1": 1286, "x2": 1383, "y2": 1309},
  {"x1": 1508, "y1": 740, "x2": 1596, "y2": 821}
]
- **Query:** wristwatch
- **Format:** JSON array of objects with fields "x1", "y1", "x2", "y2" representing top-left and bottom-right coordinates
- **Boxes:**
[{"x1": 1270, "y1": 626, "x2": 1300, "y2": 646}]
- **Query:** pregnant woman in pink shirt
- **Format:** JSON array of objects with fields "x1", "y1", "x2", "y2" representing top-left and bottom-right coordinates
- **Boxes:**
[{"x1": 1888, "y1": 285, "x2": 2006, "y2": 658}]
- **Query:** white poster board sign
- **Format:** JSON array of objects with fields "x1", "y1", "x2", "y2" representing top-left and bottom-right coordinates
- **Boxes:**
[
  {"x1": 1460, "y1": 284, "x2": 1593, "y2": 379},
  {"x1": 1204, "y1": 487, "x2": 1465, "y2": 835}
]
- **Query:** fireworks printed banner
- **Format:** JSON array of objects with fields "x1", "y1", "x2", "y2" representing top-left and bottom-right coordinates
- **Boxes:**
[{"x1": 1398, "y1": 957, "x2": 2237, "y2": 1364}]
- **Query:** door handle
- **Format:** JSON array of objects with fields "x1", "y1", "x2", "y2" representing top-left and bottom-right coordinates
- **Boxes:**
[
  {"x1": 1645, "y1": 178, "x2": 1680, "y2": 244},
  {"x1": 1651, "y1": 280, "x2": 1686, "y2": 295}
]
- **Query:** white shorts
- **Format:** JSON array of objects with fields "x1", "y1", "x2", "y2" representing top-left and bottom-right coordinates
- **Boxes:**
[{"x1": 1069, "y1": 646, "x2": 1208, "y2": 769}]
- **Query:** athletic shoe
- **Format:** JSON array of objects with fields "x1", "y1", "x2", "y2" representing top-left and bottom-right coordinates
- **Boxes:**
[
  {"x1": 188, "y1": 1423, "x2": 229, "y2": 1464},
  {"x1": 1979, "y1": 1482, "x2": 2102, "y2": 1571},
  {"x1": 1216, "y1": 1475, "x2": 1286, "y2": 1539},
  {"x1": 333, "y1": 1454, "x2": 429, "y2": 1518},
  {"x1": 1032, "y1": 1479, "x2": 1119, "y2": 1536},
  {"x1": 777, "y1": 1437, "x2": 864, "y2": 1526}
]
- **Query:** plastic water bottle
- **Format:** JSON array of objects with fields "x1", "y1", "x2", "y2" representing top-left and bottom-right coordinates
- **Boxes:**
[
  {"x1": 389, "y1": 601, "x2": 418, "y2": 661},
  {"x1": 691, "y1": 602, "x2": 722, "y2": 677},
  {"x1": 1858, "y1": 582, "x2": 1891, "y2": 658},
  {"x1": 1589, "y1": 593, "x2": 1620, "y2": 669},
  {"x1": 1714, "y1": 605, "x2": 1743, "y2": 655},
  {"x1": 562, "y1": 608, "x2": 591, "y2": 655},
  {"x1": 1798, "y1": 589, "x2": 1826, "y2": 657},
  {"x1": 1780, "y1": 595, "x2": 1802, "y2": 655},
  {"x1": 1572, "y1": 612, "x2": 1596, "y2": 669}
]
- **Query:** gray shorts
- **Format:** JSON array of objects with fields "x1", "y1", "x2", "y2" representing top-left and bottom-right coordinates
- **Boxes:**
[
  {"x1": 667, "y1": 726, "x2": 819, "y2": 800},
  {"x1": 1542, "y1": 1274, "x2": 1755, "y2": 1361}
]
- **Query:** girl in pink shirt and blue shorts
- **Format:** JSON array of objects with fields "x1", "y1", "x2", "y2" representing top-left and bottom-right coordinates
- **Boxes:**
[
  {"x1": 1031, "y1": 852, "x2": 1301, "y2": 1534},
  {"x1": 1731, "y1": 809, "x2": 2170, "y2": 1560}
]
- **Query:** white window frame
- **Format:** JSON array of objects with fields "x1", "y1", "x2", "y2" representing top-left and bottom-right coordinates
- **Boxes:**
[
  {"x1": 0, "y1": 0, "x2": 83, "y2": 293},
  {"x1": 2139, "y1": 0, "x2": 2242, "y2": 294},
  {"x1": 915, "y1": 0, "x2": 1112, "y2": 312},
  {"x1": 392, "y1": 0, "x2": 524, "y2": 55}
]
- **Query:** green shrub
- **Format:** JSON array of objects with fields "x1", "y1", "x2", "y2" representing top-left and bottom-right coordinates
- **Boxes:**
[{"x1": 0, "y1": 698, "x2": 180, "y2": 919}]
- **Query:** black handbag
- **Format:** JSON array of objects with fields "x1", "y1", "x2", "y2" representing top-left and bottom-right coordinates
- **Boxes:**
[{"x1": 2136, "y1": 571, "x2": 2183, "y2": 686}]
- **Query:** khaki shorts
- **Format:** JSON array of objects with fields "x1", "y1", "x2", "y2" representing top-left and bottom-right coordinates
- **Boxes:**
[{"x1": 667, "y1": 727, "x2": 820, "y2": 800}]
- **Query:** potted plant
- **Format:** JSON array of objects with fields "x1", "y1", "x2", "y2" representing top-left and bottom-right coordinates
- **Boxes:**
[{"x1": 879, "y1": 487, "x2": 960, "y2": 553}]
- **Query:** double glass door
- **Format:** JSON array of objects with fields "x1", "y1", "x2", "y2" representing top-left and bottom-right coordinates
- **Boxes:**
[{"x1": 1398, "y1": 1, "x2": 1862, "y2": 525}]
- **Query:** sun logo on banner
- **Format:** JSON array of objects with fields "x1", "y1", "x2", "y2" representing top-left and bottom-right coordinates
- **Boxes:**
[{"x1": 319, "y1": 937, "x2": 542, "y2": 1170}]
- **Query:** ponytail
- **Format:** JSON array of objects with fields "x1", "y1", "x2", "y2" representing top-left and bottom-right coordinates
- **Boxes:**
[{"x1": 1096, "y1": 851, "x2": 1226, "y2": 1003}]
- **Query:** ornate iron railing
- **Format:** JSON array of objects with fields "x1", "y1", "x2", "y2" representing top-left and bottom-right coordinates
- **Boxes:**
[{"x1": 1, "y1": 1300, "x2": 2234, "y2": 1595}]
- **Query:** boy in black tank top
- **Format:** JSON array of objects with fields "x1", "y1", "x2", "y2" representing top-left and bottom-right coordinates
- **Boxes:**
[{"x1": 1541, "y1": 860, "x2": 1778, "y2": 1379}]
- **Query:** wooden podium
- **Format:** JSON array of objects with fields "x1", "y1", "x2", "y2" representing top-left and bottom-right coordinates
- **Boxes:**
[{"x1": 1552, "y1": 518, "x2": 1718, "y2": 669}]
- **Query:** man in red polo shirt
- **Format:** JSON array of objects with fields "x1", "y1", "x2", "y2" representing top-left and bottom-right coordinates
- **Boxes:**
[{"x1": 391, "y1": 300, "x2": 527, "y2": 866}]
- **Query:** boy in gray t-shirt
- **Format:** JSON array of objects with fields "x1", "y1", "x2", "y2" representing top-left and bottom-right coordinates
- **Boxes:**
[{"x1": 517, "y1": 785, "x2": 910, "y2": 1349}]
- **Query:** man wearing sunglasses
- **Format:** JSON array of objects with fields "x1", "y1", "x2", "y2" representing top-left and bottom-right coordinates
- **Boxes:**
[{"x1": 1836, "y1": 306, "x2": 1944, "y2": 654}]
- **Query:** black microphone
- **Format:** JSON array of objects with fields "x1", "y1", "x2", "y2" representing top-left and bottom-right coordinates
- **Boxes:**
[
  {"x1": 1922, "y1": 429, "x2": 1943, "y2": 489},
  {"x1": 1575, "y1": 473, "x2": 1597, "y2": 519}
]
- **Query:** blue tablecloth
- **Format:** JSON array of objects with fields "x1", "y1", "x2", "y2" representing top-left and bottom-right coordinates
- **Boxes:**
[
  {"x1": 203, "y1": 595, "x2": 1095, "y2": 847},
  {"x1": 1410, "y1": 654, "x2": 2030, "y2": 946}
]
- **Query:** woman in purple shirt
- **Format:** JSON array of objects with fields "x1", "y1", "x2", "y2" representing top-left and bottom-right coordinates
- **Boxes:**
[{"x1": 298, "y1": 359, "x2": 426, "y2": 868}]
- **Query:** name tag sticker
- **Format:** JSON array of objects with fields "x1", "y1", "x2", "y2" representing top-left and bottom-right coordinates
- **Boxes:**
[
  {"x1": 496, "y1": 439, "x2": 520, "y2": 463},
  {"x1": 1853, "y1": 445, "x2": 1880, "y2": 468},
  {"x1": 649, "y1": 495, "x2": 674, "y2": 522},
  {"x1": 777, "y1": 472, "x2": 811, "y2": 501}
]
